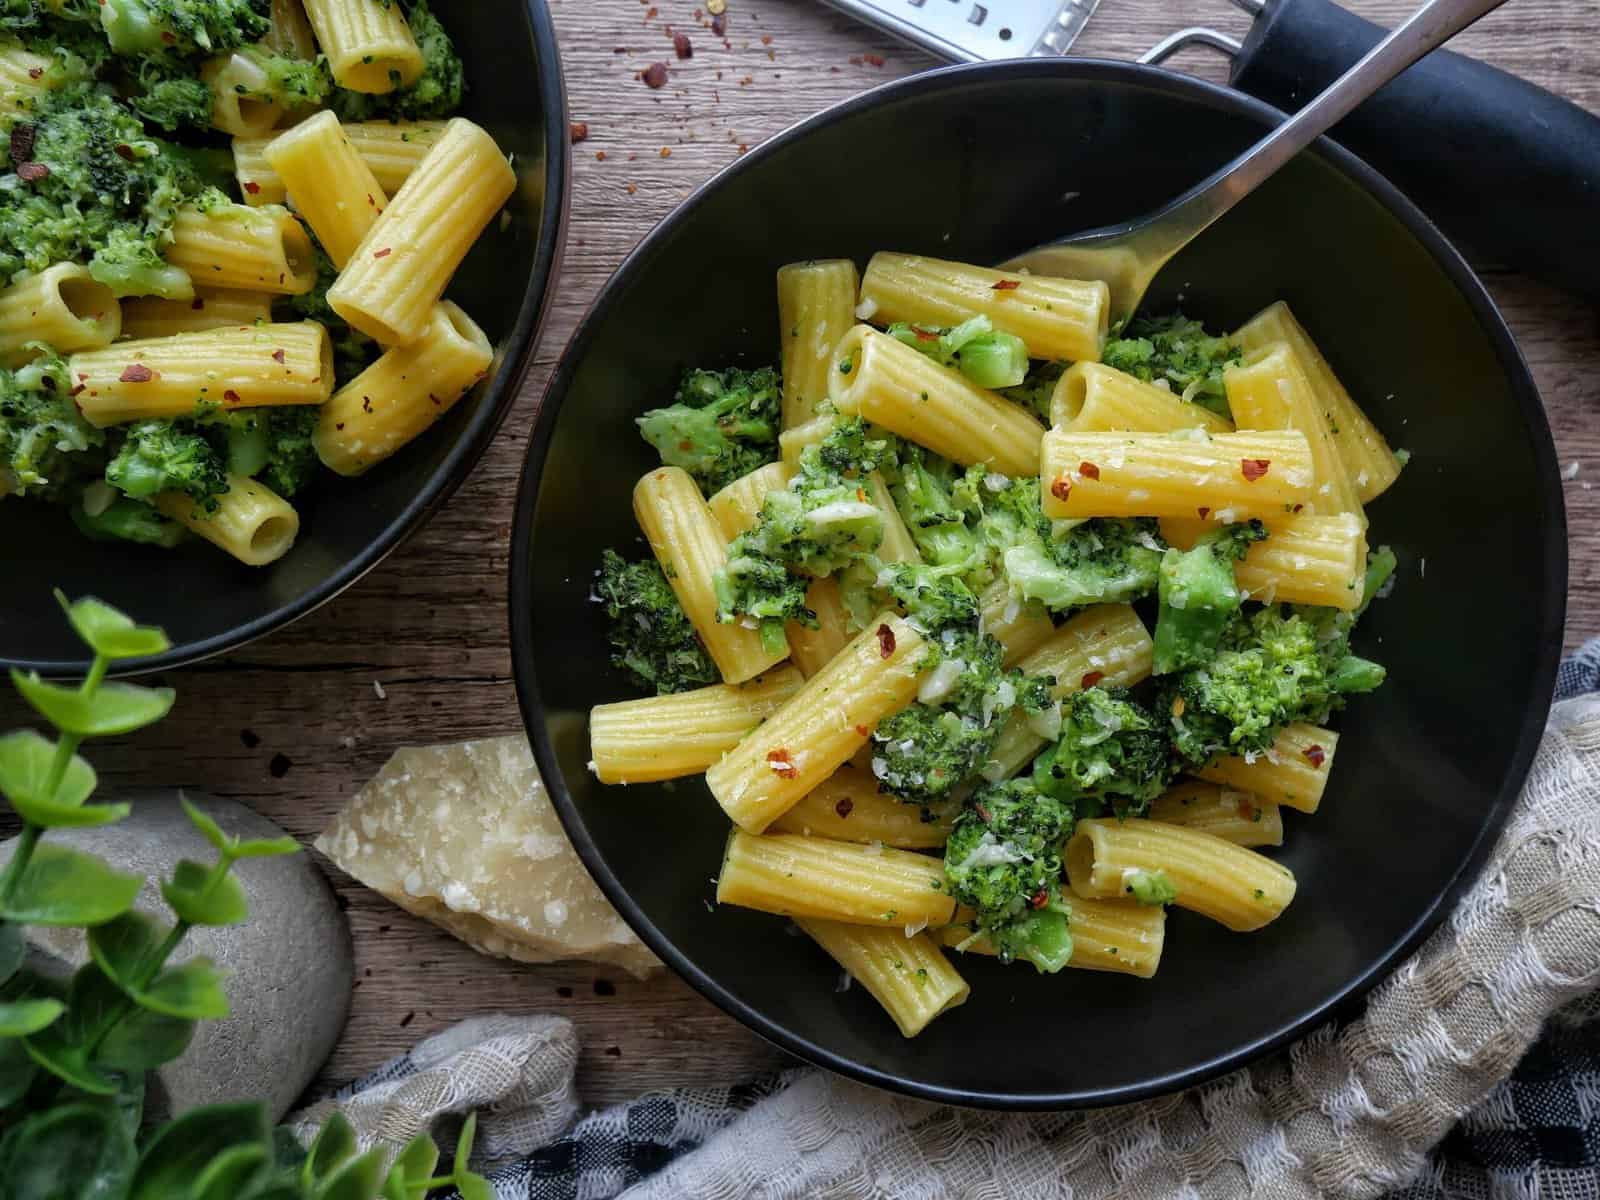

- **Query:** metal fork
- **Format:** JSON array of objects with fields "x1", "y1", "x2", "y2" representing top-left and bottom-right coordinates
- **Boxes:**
[{"x1": 1003, "y1": 0, "x2": 1510, "y2": 325}]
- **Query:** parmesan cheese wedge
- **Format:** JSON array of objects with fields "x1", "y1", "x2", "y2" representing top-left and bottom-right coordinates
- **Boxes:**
[{"x1": 316, "y1": 735, "x2": 660, "y2": 979}]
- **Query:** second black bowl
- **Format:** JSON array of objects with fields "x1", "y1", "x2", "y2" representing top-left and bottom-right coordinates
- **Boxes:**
[{"x1": 511, "y1": 60, "x2": 1565, "y2": 1107}]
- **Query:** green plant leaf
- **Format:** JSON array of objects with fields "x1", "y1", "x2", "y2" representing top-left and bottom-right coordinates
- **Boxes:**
[
  {"x1": 161, "y1": 859, "x2": 249, "y2": 926},
  {"x1": 241, "y1": 1182, "x2": 303, "y2": 1200},
  {"x1": 141, "y1": 958, "x2": 229, "y2": 1020},
  {"x1": 130, "y1": 1103, "x2": 270, "y2": 1200},
  {"x1": 0, "y1": 843, "x2": 141, "y2": 926},
  {"x1": 312, "y1": 1148, "x2": 385, "y2": 1200},
  {"x1": 192, "y1": 1143, "x2": 271, "y2": 1200},
  {"x1": 96, "y1": 1003, "x2": 195, "y2": 1070},
  {"x1": 21, "y1": 964, "x2": 123, "y2": 1095},
  {"x1": 181, "y1": 796, "x2": 299, "y2": 860},
  {"x1": 390, "y1": 1132, "x2": 439, "y2": 1188},
  {"x1": 456, "y1": 1170, "x2": 494, "y2": 1200},
  {"x1": 22, "y1": 1026, "x2": 120, "y2": 1095},
  {"x1": 87, "y1": 909, "x2": 166, "y2": 990},
  {"x1": 0, "y1": 1102, "x2": 136, "y2": 1200},
  {"x1": 0, "y1": 729, "x2": 97, "y2": 807},
  {"x1": 0, "y1": 997, "x2": 64, "y2": 1036},
  {"x1": 9, "y1": 671, "x2": 176, "y2": 737},
  {"x1": 0, "y1": 923, "x2": 22, "y2": 984},
  {"x1": 231, "y1": 835, "x2": 302, "y2": 858},
  {"x1": 181, "y1": 794, "x2": 233, "y2": 853},
  {"x1": 379, "y1": 1170, "x2": 410, "y2": 1200},
  {"x1": 89, "y1": 911, "x2": 227, "y2": 1019},
  {"x1": 0, "y1": 1036, "x2": 36, "y2": 1106},
  {"x1": 303, "y1": 1110, "x2": 357, "y2": 1187},
  {"x1": 57, "y1": 591, "x2": 172, "y2": 660},
  {"x1": 111, "y1": 1069, "x2": 146, "y2": 1141},
  {"x1": 455, "y1": 1111, "x2": 479, "y2": 1169}
]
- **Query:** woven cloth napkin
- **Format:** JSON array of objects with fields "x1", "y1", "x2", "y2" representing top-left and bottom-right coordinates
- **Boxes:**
[{"x1": 290, "y1": 645, "x2": 1600, "y2": 1199}]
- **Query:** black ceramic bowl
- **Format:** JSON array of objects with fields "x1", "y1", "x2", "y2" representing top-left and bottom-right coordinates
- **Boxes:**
[
  {"x1": 1, "y1": 0, "x2": 568, "y2": 675},
  {"x1": 510, "y1": 60, "x2": 1566, "y2": 1108}
]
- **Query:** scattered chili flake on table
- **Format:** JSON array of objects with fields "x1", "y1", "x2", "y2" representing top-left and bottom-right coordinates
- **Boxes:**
[
  {"x1": 991, "y1": 278, "x2": 1021, "y2": 291},
  {"x1": 863, "y1": 52, "x2": 886, "y2": 66},
  {"x1": 711, "y1": 11, "x2": 726, "y2": 34},
  {"x1": 660, "y1": 147, "x2": 671, "y2": 158},
  {"x1": 626, "y1": 182, "x2": 637, "y2": 194},
  {"x1": 760, "y1": 33, "x2": 771, "y2": 44},
  {"x1": 1241, "y1": 457, "x2": 1271, "y2": 481},
  {"x1": 570, "y1": 121, "x2": 589, "y2": 143},
  {"x1": 641, "y1": 61, "x2": 669, "y2": 88},
  {"x1": 673, "y1": 31, "x2": 692, "y2": 57},
  {"x1": 644, "y1": 5, "x2": 657, "y2": 17},
  {"x1": 595, "y1": 150, "x2": 606, "y2": 161}
]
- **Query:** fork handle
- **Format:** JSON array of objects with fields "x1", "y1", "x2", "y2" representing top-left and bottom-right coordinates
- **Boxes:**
[{"x1": 1231, "y1": 0, "x2": 1600, "y2": 300}]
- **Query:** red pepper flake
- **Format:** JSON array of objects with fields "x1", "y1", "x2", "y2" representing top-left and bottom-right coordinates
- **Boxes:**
[
  {"x1": 834, "y1": 796, "x2": 854, "y2": 819},
  {"x1": 974, "y1": 802, "x2": 992, "y2": 823},
  {"x1": 863, "y1": 52, "x2": 886, "y2": 67},
  {"x1": 1241, "y1": 458, "x2": 1271, "y2": 482},
  {"x1": 1292, "y1": 502, "x2": 1304, "y2": 513},
  {"x1": 641, "y1": 61, "x2": 669, "y2": 88},
  {"x1": 1081, "y1": 671, "x2": 1104, "y2": 688},
  {"x1": 659, "y1": 147, "x2": 671, "y2": 158},
  {"x1": 673, "y1": 31, "x2": 693, "y2": 58},
  {"x1": 241, "y1": 179, "x2": 262, "y2": 196},
  {"x1": 1078, "y1": 461, "x2": 1101, "y2": 481},
  {"x1": 334, "y1": 422, "x2": 345, "y2": 431},
  {"x1": 1197, "y1": 506, "x2": 1210, "y2": 519},
  {"x1": 190, "y1": 297, "x2": 205, "y2": 310},
  {"x1": 15, "y1": 161, "x2": 48, "y2": 183},
  {"x1": 710, "y1": 11, "x2": 725, "y2": 35},
  {"x1": 223, "y1": 388, "x2": 242, "y2": 403},
  {"x1": 428, "y1": 393, "x2": 441, "y2": 406},
  {"x1": 766, "y1": 748, "x2": 797, "y2": 778},
  {"x1": 875, "y1": 623, "x2": 895, "y2": 658},
  {"x1": 159, "y1": 29, "x2": 175, "y2": 42},
  {"x1": 848, "y1": 55, "x2": 861, "y2": 65},
  {"x1": 760, "y1": 33, "x2": 772, "y2": 44},
  {"x1": 595, "y1": 150, "x2": 607, "y2": 161},
  {"x1": 1303, "y1": 744, "x2": 1327, "y2": 767},
  {"x1": 373, "y1": 247, "x2": 392, "y2": 259},
  {"x1": 626, "y1": 182, "x2": 637, "y2": 194},
  {"x1": 1029, "y1": 887, "x2": 1050, "y2": 910},
  {"x1": 991, "y1": 279, "x2": 1021, "y2": 291},
  {"x1": 569, "y1": 121, "x2": 589, "y2": 143},
  {"x1": 644, "y1": 4, "x2": 656, "y2": 15},
  {"x1": 118, "y1": 363, "x2": 155, "y2": 383},
  {"x1": 912, "y1": 326, "x2": 939, "y2": 342},
  {"x1": 26, "y1": 67, "x2": 41, "y2": 79},
  {"x1": 113, "y1": 143, "x2": 136, "y2": 162},
  {"x1": 853, "y1": 724, "x2": 869, "y2": 737},
  {"x1": 1050, "y1": 477, "x2": 1072, "y2": 502},
  {"x1": 271, "y1": 348, "x2": 286, "y2": 364}
]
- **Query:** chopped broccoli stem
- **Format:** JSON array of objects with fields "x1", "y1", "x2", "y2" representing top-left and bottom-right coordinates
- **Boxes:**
[
  {"x1": 636, "y1": 365, "x2": 781, "y2": 495},
  {"x1": 596, "y1": 549, "x2": 718, "y2": 695},
  {"x1": 1103, "y1": 313, "x2": 1240, "y2": 419},
  {"x1": 1152, "y1": 520, "x2": 1267, "y2": 675},
  {"x1": 71, "y1": 495, "x2": 186, "y2": 547},
  {"x1": 889, "y1": 445, "x2": 981, "y2": 574},
  {"x1": 886, "y1": 315, "x2": 1029, "y2": 390},
  {"x1": 1124, "y1": 869, "x2": 1177, "y2": 906}
]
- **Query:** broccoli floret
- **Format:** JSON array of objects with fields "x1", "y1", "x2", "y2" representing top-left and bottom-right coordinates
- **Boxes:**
[
  {"x1": 255, "y1": 406, "x2": 318, "y2": 497},
  {"x1": 886, "y1": 315, "x2": 1029, "y2": 390},
  {"x1": 998, "y1": 360, "x2": 1065, "y2": 424},
  {"x1": 279, "y1": 247, "x2": 377, "y2": 384},
  {"x1": 943, "y1": 779, "x2": 1074, "y2": 973},
  {"x1": 1103, "y1": 313, "x2": 1240, "y2": 419},
  {"x1": 636, "y1": 365, "x2": 780, "y2": 495},
  {"x1": 328, "y1": 0, "x2": 462, "y2": 121},
  {"x1": 71, "y1": 494, "x2": 185, "y2": 546},
  {"x1": 889, "y1": 445, "x2": 981, "y2": 574},
  {"x1": 1124, "y1": 869, "x2": 1177, "y2": 906},
  {"x1": 105, "y1": 418, "x2": 226, "y2": 505},
  {"x1": 0, "y1": 350, "x2": 102, "y2": 497},
  {"x1": 97, "y1": 0, "x2": 269, "y2": 57},
  {"x1": 127, "y1": 57, "x2": 212, "y2": 129},
  {"x1": 595, "y1": 549, "x2": 718, "y2": 695},
  {"x1": 1032, "y1": 687, "x2": 1174, "y2": 818},
  {"x1": 1152, "y1": 521, "x2": 1268, "y2": 675}
]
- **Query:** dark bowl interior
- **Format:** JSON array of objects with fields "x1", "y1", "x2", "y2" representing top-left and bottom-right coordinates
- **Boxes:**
[
  {"x1": 1, "y1": 0, "x2": 568, "y2": 675},
  {"x1": 510, "y1": 60, "x2": 1565, "y2": 1108}
]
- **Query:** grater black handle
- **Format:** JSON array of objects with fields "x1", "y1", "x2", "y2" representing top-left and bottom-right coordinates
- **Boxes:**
[{"x1": 1230, "y1": 0, "x2": 1600, "y2": 299}]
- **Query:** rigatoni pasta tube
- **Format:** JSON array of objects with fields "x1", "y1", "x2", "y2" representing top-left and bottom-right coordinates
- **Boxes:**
[
  {"x1": 1148, "y1": 781, "x2": 1283, "y2": 848},
  {"x1": 1160, "y1": 512, "x2": 1367, "y2": 610},
  {"x1": 264, "y1": 111, "x2": 388, "y2": 268},
  {"x1": 1066, "y1": 818, "x2": 1296, "y2": 932},
  {"x1": 860, "y1": 252, "x2": 1109, "y2": 363},
  {"x1": 1195, "y1": 723, "x2": 1338, "y2": 814},
  {"x1": 777, "y1": 259, "x2": 858, "y2": 428},
  {"x1": 588, "y1": 667, "x2": 803, "y2": 784},
  {"x1": 328, "y1": 118, "x2": 515, "y2": 345},
  {"x1": 1040, "y1": 429, "x2": 1315, "y2": 521},
  {"x1": 1052, "y1": 362, "x2": 1234, "y2": 435},
  {"x1": 120, "y1": 288, "x2": 272, "y2": 340},
  {"x1": 786, "y1": 576, "x2": 850, "y2": 678},
  {"x1": 71, "y1": 322, "x2": 333, "y2": 427},
  {"x1": 302, "y1": 0, "x2": 423, "y2": 93},
  {"x1": 235, "y1": 122, "x2": 444, "y2": 208},
  {"x1": 0, "y1": 264, "x2": 119, "y2": 367},
  {"x1": 779, "y1": 413, "x2": 835, "y2": 469},
  {"x1": 633, "y1": 466, "x2": 786, "y2": 686},
  {"x1": 201, "y1": 52, "x2": 289, "y2": 137},
  {"x1": 314, "y1": 302, "x2": 491, "y2": 476},
  {"x1": 716, "y1": 831, "x2": 955, "y2": 928},
  {"x1": 232, "y1": 135, "x2": 288, "y2": 206},
  {"x1": 705, "y1": 612, "x2": 926, "y2": 832},
  {"x1": 943, "y1": 894, "x2": 1166, "y2": 978},
  {"x1": 1233, "y1": 301, "x2": 1401, "y2": 503},
  {"x1": 154, "y1": 474, "x2": 299, "y2": 567},
  {"x1": 709, "y1": 462, "x2": 791, "y2": 540},
  {"x1": 1224, "y1": 342, "x2": 1363, "y2": 520},
  {"x1": 264, "y1": 0, "x2": 318, "y2": 58},
  {"x1": 771, "y1": 766, "x2": 955, "y2": 848},
  {"x1": 165, "y1": 203, "x2": 316, "y2": 295},
  {"x1": 798, "y1": 919, "x2": 968, "y2": 1038},
  {"x1": 830, "y1": 325, "x2": 1044, "y2": 477},
  {"x1": 978, "y1": 578, "x2": 1054, "y2": 667}
]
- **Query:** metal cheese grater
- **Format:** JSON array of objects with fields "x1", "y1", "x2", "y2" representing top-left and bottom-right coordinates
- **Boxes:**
[{"x1": 811, "y1": 0, "x2": 1103, "y2": 62}]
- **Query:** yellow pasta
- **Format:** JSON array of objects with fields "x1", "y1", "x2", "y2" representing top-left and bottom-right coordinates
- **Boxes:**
[
  {"x1": 1066, "y1": 818, "x2": 1296, "y2": 932},
  {"x1": 201, "y1": 52, "x2": 289, "y2": 137},
  {"x1": 302, "y1": 0, "x2": 423, "y2": 93},
  {"x1": 587, "y1": 667, "x2": 804, "y2": 784},
  {"x1": 154, "y1": 474, "x2": 299, "y2": 567},
  {"x1": 859, "y1": 252, "x2": 1109, "y2": 362},
  {"x1": 71, "y1": 322, "x2": 332, "y2": 427},
  {"x1": 633, "y1": 466, "x2": 786, "y2": 685},
  {"x1": 777, "y1": 259, "x2": 859, "y2": 428},
  {"x1": 263, "y1": 110, "x2": 388, "y2": 268},
  {"x1": 1224, "y1": 341, "x2": 1363, "y2": 520},
  {"x1": 1194, "y1": 722, "x2": 1338, "y2": 814},
  {"x1": 1160, "y1": 512, "x2": 1367, "y2": 610},
  {"x1": 0, "y1": 264, "x2": 119, "y2": 367},
  {"x1": 328, "y1": 118, "x2": 515, "y2": 345},
  {"x1": 942, "y1": 893, "x2": 1167, "y2": 978},
  {"x1": 231, "y1": 135, "x2": 289, "y2": 207},
  {"x1": 340, "y1": 120, "x2": 448, "y2": 194},
  {"x1": 771, "y1": 766, "x2": 956, "y2": 848},
  {"x1": 264, "y1": 0, "x2": 318, "y2": 58},
  {"x1": 778, "y1": 413, "x2": 836, "y2": 470},
  {"x1": 166, "y1": 203, "x2": 316, "y2": 295},
  {"x1": 830, "y1": 325, "x2": 1044, "y2": 477},
  {"x1": 1052, "y1": 362, "x2": 1235, "y2": 435},
  {"x1": 0, "y1": 43, "x2": 55, "y2": 120},
  {"x1": 785, "y1": 576, "x2": 850, "y2": 678},
  {"x1": 708, "y1": 461, "x2": 792, "y2": 540},
  {"x1": 798, "y1": 919, "x2": 968, "y2": 1037},
  {"x1": 978, "y1": 578, "x2": 1054, "y2": 667},
  {"x1": 1039, "y1": 429, "x2": 1316, "y2": 521},
  {"x1": 119, "y1": 288, "x2": 272, "y2": 340},
  {"x1": 1148, "y1": 781, "x2": 1283, "y2": 848},
  {"x1": 705, "y1": 612, "x2": 926, "y2": 832},
  {"x1": 1233, "y1": 301, "x2": 1402, "y2": 503},
  {"x1": 716, "y1": 831, "x2": 955, "y2": 928}
]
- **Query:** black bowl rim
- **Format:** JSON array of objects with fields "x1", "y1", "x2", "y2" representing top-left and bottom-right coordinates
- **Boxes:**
[
  {"x1": 11, "y1": 0, "x2": 571, "y2": 679},
  {"x1": 508, "y1": 56, "x2": 1567, "y2": 1109}
]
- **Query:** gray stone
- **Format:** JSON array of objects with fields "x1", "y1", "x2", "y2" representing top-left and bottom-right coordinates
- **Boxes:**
[{"x1": 1, "y1": 792, "x2": 352, "y2": 1122}]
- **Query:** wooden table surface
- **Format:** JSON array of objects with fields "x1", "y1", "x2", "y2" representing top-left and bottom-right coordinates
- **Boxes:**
[{"x1": 8, "y1": 0, "x2": 1600, "y2": 1109}]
